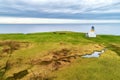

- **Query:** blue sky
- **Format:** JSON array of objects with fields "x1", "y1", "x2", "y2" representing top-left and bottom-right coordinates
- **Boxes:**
[{"x1": 0, "y1": 0, "x2": 120, "y2": 24}]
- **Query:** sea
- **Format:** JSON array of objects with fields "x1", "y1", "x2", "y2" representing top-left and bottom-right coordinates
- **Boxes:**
[{"x1": 0, "y1": 23, "x2": 120, "y2": 35}]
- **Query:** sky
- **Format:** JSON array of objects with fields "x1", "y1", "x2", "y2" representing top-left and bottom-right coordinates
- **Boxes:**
[{"x1": 0, "y1": 0, "x2": 120, "y2": 24}]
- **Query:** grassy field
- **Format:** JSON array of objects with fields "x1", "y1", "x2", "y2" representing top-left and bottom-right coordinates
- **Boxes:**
[{"x1": 0, "y1": 31, "x2": 120, "y2": 80}]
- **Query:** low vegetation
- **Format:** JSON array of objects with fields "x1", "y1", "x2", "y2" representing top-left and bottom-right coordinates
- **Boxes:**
[{"x1": 0, "y1": 31, "x2": 119, "y2": 80}]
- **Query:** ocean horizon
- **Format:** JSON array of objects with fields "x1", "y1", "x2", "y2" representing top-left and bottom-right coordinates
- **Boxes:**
[{"x1": 0, "y1": 23, "x2": 120, "y2": 35}]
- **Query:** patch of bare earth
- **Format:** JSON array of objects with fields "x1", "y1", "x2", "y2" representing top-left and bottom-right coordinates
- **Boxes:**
[{"x1": 23, "y1": 44, "x2": 104, "y2": 80}]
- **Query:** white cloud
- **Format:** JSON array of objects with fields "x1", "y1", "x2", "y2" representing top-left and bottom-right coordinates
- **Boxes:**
[
  {"x1": 0, "y1": 17, "x2": 120, "y2": 24},
  {"x1": 0, "y1": 0, "x2": 120, "y2": 14}
]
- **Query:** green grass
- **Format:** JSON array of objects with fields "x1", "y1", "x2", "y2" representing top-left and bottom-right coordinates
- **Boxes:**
[
  {"x1": 0, "y1": 32, "x2": 91, "y2": 43},
  {"x1": 0, "y1": 31, "x2": 120, "y2": 80},
  {"x1": 53, "y1": 50, "x2": 120, "y2": 80}
]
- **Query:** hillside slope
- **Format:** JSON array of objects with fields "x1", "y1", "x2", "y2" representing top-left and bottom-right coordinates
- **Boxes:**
[{"x1": 0, "y1": 32, "x2": 120, "y2": 80}]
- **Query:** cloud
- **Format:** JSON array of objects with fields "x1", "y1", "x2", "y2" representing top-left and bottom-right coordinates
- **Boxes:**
[
  {"x1": 0, "y1": 17, "x2": 120, "y2": 24},
  {"x1": 0, "y1": 0, "x2": 120, "y2": 19}
]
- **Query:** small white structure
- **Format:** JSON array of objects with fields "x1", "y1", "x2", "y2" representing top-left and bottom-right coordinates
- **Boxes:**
[{"x1": 86, "y1": 26, "x2": 96, "y2": 37}]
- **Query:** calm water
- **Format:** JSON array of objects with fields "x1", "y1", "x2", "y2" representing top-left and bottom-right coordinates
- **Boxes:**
[
  {"x1": 82, "y1": 49, "x2": 105, "y2": 58},
  {"x1": 0, "y1": 23, "x2": 120, "y2": 35}
]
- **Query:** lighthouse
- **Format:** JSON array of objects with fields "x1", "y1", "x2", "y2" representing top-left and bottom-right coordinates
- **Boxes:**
[{"x1": 86, "y1": 26, "x2": 96, "y2": 37}]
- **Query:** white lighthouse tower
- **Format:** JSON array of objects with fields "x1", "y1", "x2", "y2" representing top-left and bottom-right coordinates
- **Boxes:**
[{"x1": 86, "y1": 26, "x2": 96, "y2": 37}]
